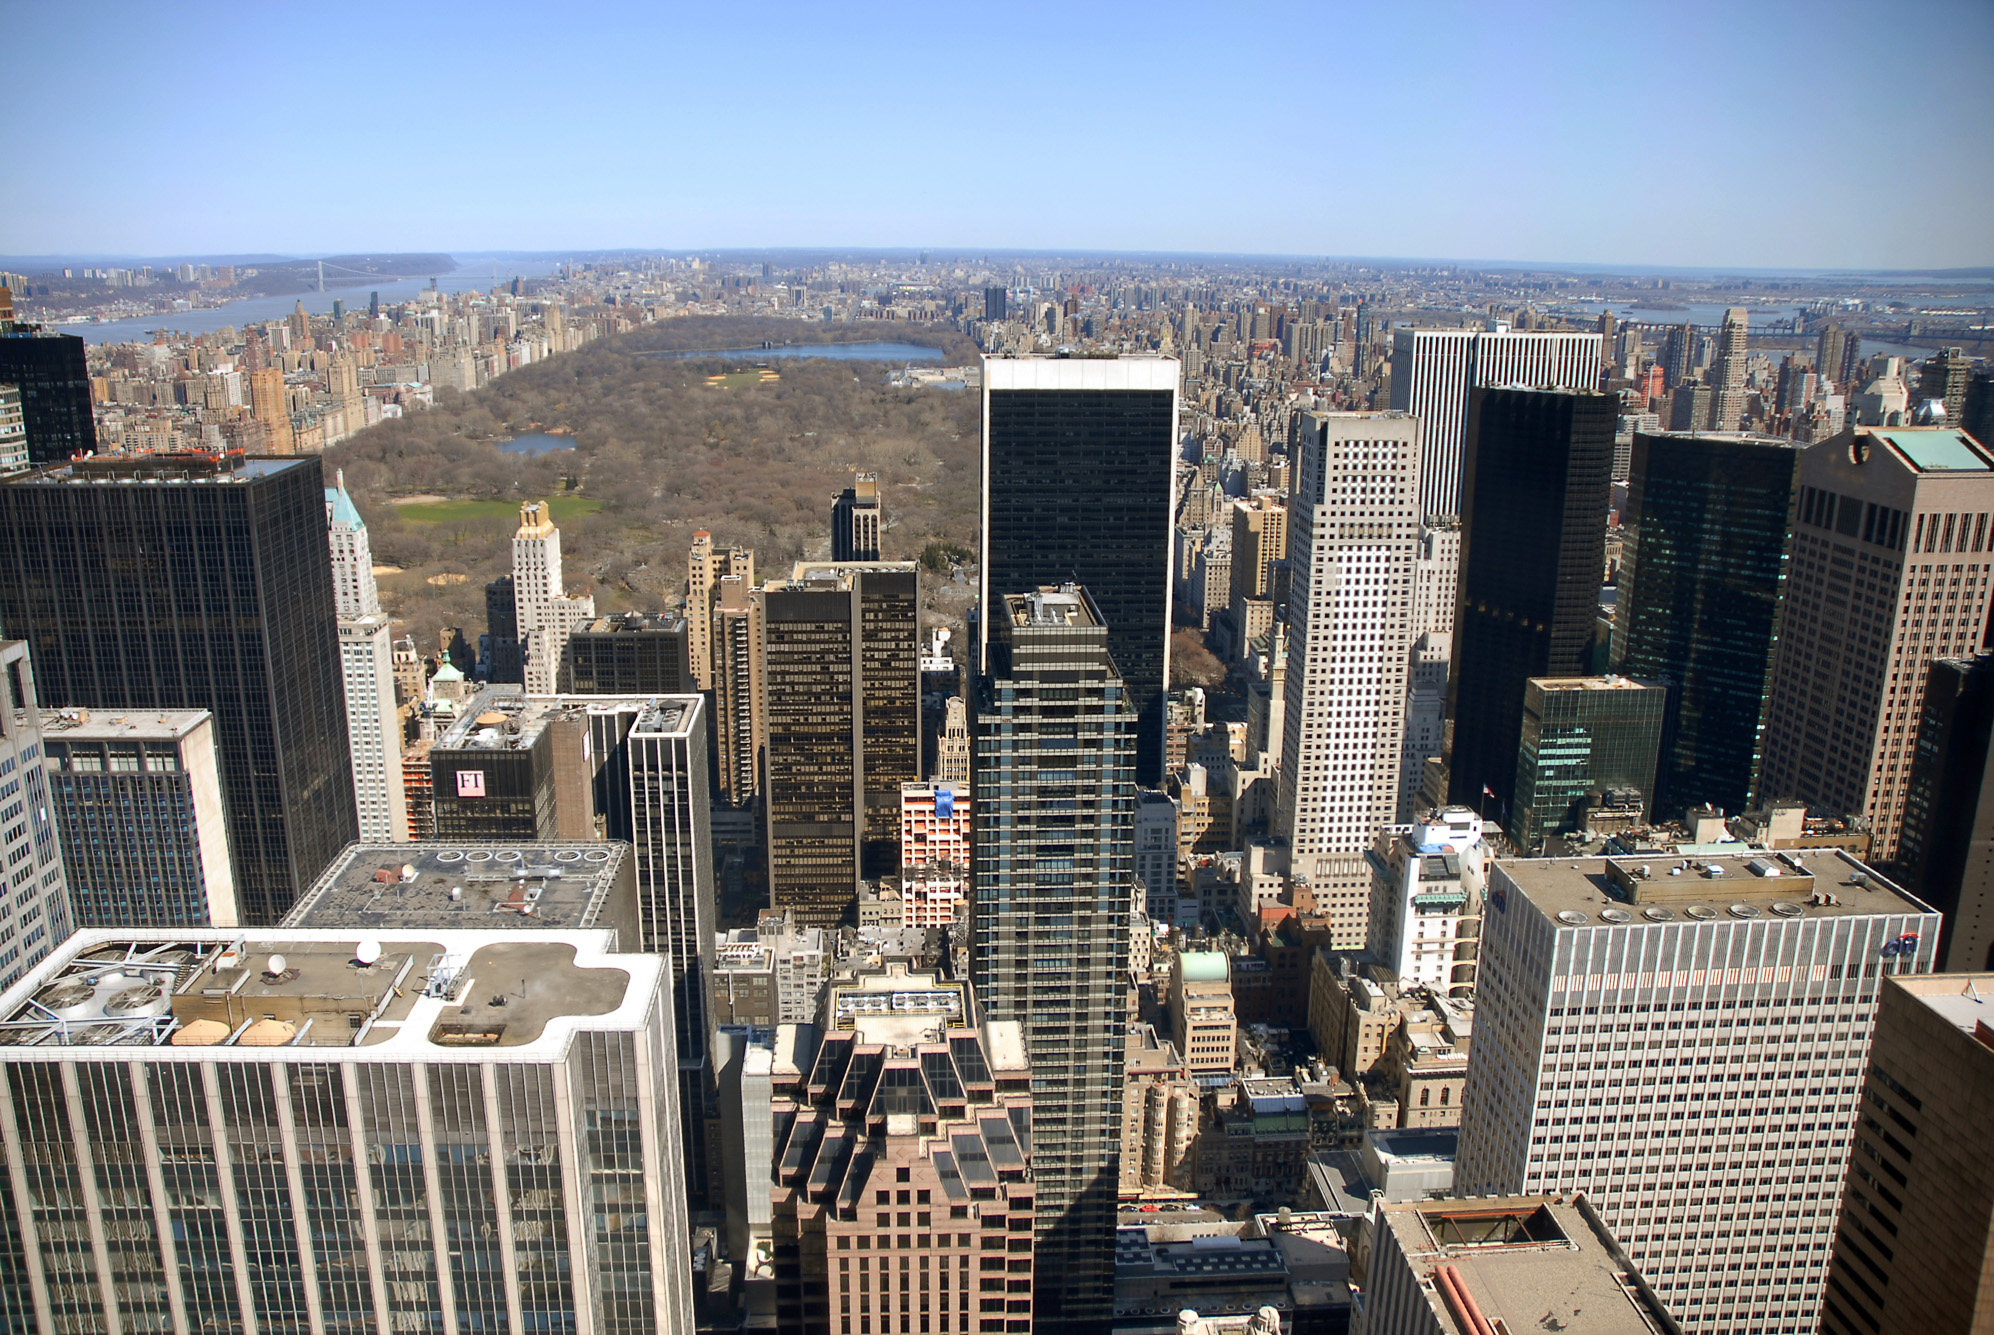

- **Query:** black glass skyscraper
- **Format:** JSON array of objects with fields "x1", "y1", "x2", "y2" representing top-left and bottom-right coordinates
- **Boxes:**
[
  {"x1": 972, "y1": 584, "x2": 1134, "y2": 1332},
  {"x1": 981, "y1": 354, "x2": 1179, "y2": 783},
  {"x1": 0, "y1": 329, "x2": 98, "y2": 464},
  {"x1": 1447, "y1": 387, "x2": 1614, "y2": 821},
  {"x1": 1897, "y1": 654, "x2": 1994, "y2": 972},
  {"x1": 0, "y1": 454, "x2": 356, "y2": 923},
  {"x1": 1614, "y1": 432, "x2": 1802, "y2": 817}
]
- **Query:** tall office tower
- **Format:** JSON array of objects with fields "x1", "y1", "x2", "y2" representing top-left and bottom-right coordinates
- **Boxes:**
[
  {"x1": 0, "y1": 384, "x2": 28, "y2": 472},
  {"x1": 1399, "y1": 521, "x2": 1462, "y2": 818},
  {"x1": 1918, "y1": 345, "x2": 1973, "y2": 425},
  {"x1": 0, "y1": 926, "x2": 695, "y2": 1335},
  {"x1": 1965, "y1": 368, "x2": 1994, "y2": 445},
  {"x1": 512, "y1": 500, "x2": 596, "y2": 695},
  {"x1": 1229, "y1": 492, "x2": 1288, "y2": 601},
  {"x1": 830, "y1": 470, "x2": 883, "y2": 561},
  {"x1": 42, "y1": 708, "x2": 237, "y2": 928},
  {"x1": 1389, "y1": 326, "x2": 1604, "y2": 520},
  {"x1": 1355, "y1": 303, "x2": 1374, "y2": 376},
  {"x1": 1454, "y1": 851, "x2": 1939, "y2": 1334},
  {"x1": 1278, "y1": 413, "x2": 1421, "y2": 946},
  {"x1": 324, "y1": 469, "x2": 380, "y2": 615},
  {"x1": 247, "y1": 365, "x2": 293, "y2": 453},
  {"x1": 982, "y1": 353, "x2": 1179, "y2": 783},
  {"x1": 762, "y1": 562, "x2": 919, "y2": 926},
  {"x1": 711, "y1": 575, "x2": 765, "y2": 807},
  {"x1": 1135, "y1": 786, "x2": 1180, "y2": 923},
  {"x1": 1711, "y1": 306, "x2": 1750, "y2": 431},
  {"x1": 687, "y1": 529, "x2": 754, "y2": 690},
  {"x1": 0, "y1": 645, "x2": 68, "y2": 988},
  {"x1": 0, "y1": 325, "x2": 97, "y2": 463},
  {"x1": 972, "y1": 585, "x2": 1136, "y2": 1330},
  {"x1": 1447, "y1": 388, "x2": 1615, "y2": 824},
  {"x1": 1365, "y1": 805, "x2": 1487, "y2": 996},
  {"x1": 483, "y1": 573, "x2": 523, "y2": 682},
  {"x1": 326, "y1": 474, "x2": 406, "y2": 842},
  {"x1": 1896, "y1": 654, "x2": 1994, "y2": 970},
  {"x1": 1614, "y1": 432, "x2": 1802, "y2": 817},
  {"x1": 1820, "y1": 973, "x2": 1994, "y2": 1335},
  {"x1": 767, "y1": 969, "x2": 1036, "y2": 1334},
  {"x1": 985, "y1": 284, "x2": 1008, "y2": 321},
  {"x1": 1662, "y1": 324, "x2": 1694, "y2": 390},
  {"x1": 1362, "y1": 1194, "x2": 1678, "y2": 1335},
  {"x1": 1511, "y1": 675, "x2": 1667, "y2": 852},
  {"x1": 561, "y1": 611, "x2": 690, "y2": 693},
  {"x1": 1757, "y1": 427, "x2": 1994, "y2": 862},
  {"x1": 935, "y1": 693, "x2": 970, "y2": 787},
  {"x1": 0, "y1": 454, "x2": 355, "y2": 924},
  {"x1": 1817, "y1": 324, "x2": 1850, "y2": 390}
]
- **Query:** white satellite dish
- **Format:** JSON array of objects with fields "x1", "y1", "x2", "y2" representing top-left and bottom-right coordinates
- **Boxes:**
[
  {"x1": 354, "y1": 940, "x2": 383, "y2": 966},
  {"x1": 266, "y1": 954, "x2": 287, "y2": 975}
]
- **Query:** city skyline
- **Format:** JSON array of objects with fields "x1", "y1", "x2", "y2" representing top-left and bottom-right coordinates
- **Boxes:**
[{"x1": 6, "y1": 1, "x2": 1992, "y2": 269}]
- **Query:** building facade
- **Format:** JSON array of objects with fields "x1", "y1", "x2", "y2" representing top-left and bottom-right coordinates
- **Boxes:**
[
  {"x1": 561, "y1": 612, "x2": 690, "y2": 694},
  {"x1": 43, "y1": 707, "x2": 235, "y2": 929},
  {"x1": 830, "y1": 471, "x2": 883, "y2": 561},
  {"x1": 0, "y1": 455, "x2": 356, "y2": 924},
  {"x1": 0, "y1": 327, "x2": 97, "y2": 465},
  {"x1": 687, "y1": 530, "x2": 754, "y2": 691},
  {"x1": 1455, "y1": 851, "x2": 1940, "y2": 1334},
  {"x1": 1614, "y1": 432, "x2": 1803, "y2": 818},
  {"x1": 1446, "y1": 388, "x2": 1615, "y2": 823},
  {"x1": 0, "y1": 644, "x2": 68, "y2": 989},
  {"x1": 982, "y1": 354, "x2": 1180, "y2": 783},
  {"x1": 1279, "y1": 412, "x2": 1422, "y2": 947},
  {"x1": 1896, "y1": 654, "x2": 1994, "y2": 971},
  {"x1": 972, "y1": 585, "x2": 1135, "y2": 1329},
  {"x1": 1365, "y1": 806, "x2": 1487, "y2": 995},
  {"x1": 511, "y1": 501, "x2": 596, "y2": 695},
  {"x1": 0, "y1": 927, "x2": 695, "y2": 1335},
  {"x1": 1511, "y1": 675, "x2": 1668, "y2": 853},
  {"x1": 1757, "y1": 426, "x2": 1994, "y2": 862}
]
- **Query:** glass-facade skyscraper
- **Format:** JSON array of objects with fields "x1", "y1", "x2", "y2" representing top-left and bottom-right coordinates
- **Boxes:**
[
  {"x1": 972, "y1": 584, "x2": 1135, "y2": 1331},
  {"x1": 0, "y1": 454, "x2": 356, "y2": 924},
  {"x1": 981, "y1": 354, "x2": 1179, "y2": 784},
  {"x1": 1448, "y1": 387, "x2": 1615, "y2": 822},
  {"x1": 1614, "y1": 431, "x2": 1802, "y2": 818},
  {"x1": 1511, "y1": 675, "x2": 1668, "y2": 852},
  {"x1": 0, "y1": 328, "x2": 97, "y2": 465}
]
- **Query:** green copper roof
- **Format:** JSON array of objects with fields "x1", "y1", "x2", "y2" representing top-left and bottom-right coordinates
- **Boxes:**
[
  {"x1": 325, "y1": 479, "x2": 365, "y2": 528},
  {"x1": 1875, "y1": 430, "x2": 1992, "y2": 473},
  {"x1": 1178, "y1": 951, "x2": 1229, "y2": 982}
]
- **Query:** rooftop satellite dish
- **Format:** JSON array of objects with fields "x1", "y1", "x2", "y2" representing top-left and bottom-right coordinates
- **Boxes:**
[
  {"x1": 266, "y1": 954, "x2": 287, "y2": 976},
  {"x1": 355, "y1": 940, "x2": 383, "y2": 966}
]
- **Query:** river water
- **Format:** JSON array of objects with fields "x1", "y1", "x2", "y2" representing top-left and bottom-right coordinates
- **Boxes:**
[{"x1": 70, "y1": 258, "x2": 563, "y2": 345}]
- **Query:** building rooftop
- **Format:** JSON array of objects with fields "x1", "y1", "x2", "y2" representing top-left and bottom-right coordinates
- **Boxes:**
[
  {"x1": 1526, "y1": 674, "x2": 1664, "y2": 693},
  {"x1": 1871, "y1": 427, "x2": 1993, "y2": 473},
  {"x1": 1376, "y1": 1193, "x2": 1678, "y2": 1335},
  {"x1": 435, "y1": 690, "x2": 693, "y2": 751},
  {"x1": 573, "y1": 611, "x2": 685, "y2": 635},
  {"x1": 39, "y1": 707, "x2": 211, "y2": 741},
  {"x1": 10, "y1": 454, "x2": 305, "y2": 484},
  {"x1": 0, "y1": 929, "x2": 659, "y2": 1060},
  {"x1": 1004, "y1": 584, "x2": 1102, "y2": 628},
  {"x1": 283, "y1": 842, "x2": 631, "y2": 933},
  {"x1": 1494, "y1": 848, "x2": 1934, "y2": 925},
  {"x1": 1890, "y1": 973, "x2": 1994, "y2": 1038},
  {"x1": 824, "y1": 966, "x2": 972, "y2": 1045}
]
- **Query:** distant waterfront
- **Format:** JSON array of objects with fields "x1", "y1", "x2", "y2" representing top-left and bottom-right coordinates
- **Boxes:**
[{"x1": 70, "y1": 258, "x2": 562, "y2": 345}]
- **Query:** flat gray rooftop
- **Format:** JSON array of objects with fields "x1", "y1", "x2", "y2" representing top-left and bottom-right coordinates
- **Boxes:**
[
  {"x1": 284, "y1": 842, "x2": 629, "y2": 932},
  {"x1": 1496, "y1": 849, "x2": 1932, "y2": 925}
]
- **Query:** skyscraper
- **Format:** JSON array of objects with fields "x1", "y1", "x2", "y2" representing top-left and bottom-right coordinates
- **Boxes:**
[
  {"x1": 1278, "y1": 412, "x2": 1422, "y2": 946},
  {"x1": 1364, "y1": 805, "x2": 1487, "y2": 996},
  {"x1": 560, "y1": 611, "x2": 690, "y2": 694},
  {"x1": 1820, "y1": 972, "x2": 1994, "y2": 1335},
  {"x1": 981, "y1": 353, "x2": 1179, "y2": 783},
  {"x1": 984, "y1": 284, "x2": 1008, "y2": 321},
  {"x1": 830, "y1": 470, "x2": 882, "y2": 561},
  {"x1": 973, "y1": 585, "x2": 1135, "y2": 1330},
  {"x1": 0, "y1": 454, "x2": 356, "y2": 924},
  {"x1": 1711, "y1": 306, "x2": 1749, "y2": 432},
  {"x1": 0, "y1": 925, "x2": 696, "y2": 1335},
  {"x1": 1388, "y1": 325, "x2": 1604, "y2": 521},
  {"x1": 710, "y1": 574, "x2": 765, "y2": 807},
  {"x1": 1455, "y1": 851, "x2": 1940, "y2": 1334},
  {"x1": 247, "y1": 365, "x2": 293, "y2": 453},
  {"x1": 1447, "y1": 388, "x2": 1615, "y2": 825},
  {"x1": 1613, "y1": 432, "x2": 1803, "y2": 817},
  {"x1": 1510, "y1": 675, "x2": 1667, "y2": 852},
  {"x1": 762, "y1": 561, "x2": 919, "y2": 926},
  {"x1": 1895, "y1": 653, "x2": 1994, "y2": 971},
  {"x1": 687, "y1": 530, "x2": 754, "y2": 691},
  {"x1": 0, "y1": 384, "x2": 28, "y2": 473},
  {"x1": 1756, "y1": 426, "x2": 1994, "y2": 862},
  {"x1": 327, "y1": 472, "x2": 406, "y2": 842},
  {"x1": 512, "y1": 501, "x2": 595, "y2": 695},
  {"x1": 42, "y1": 707, "x2": 236, "y2": 929},
  {"x1": 0, "y1": 643, "x2": 69, "y2": 988},
  {"x1": 0, "y1": 326, "x2": 97, "y2": 464},
  {"x1": 1917, "y1": 345, "x2": 1973, "y2": 425}
]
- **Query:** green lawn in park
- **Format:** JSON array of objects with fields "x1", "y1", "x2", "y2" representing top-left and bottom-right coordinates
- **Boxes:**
[{"x1": 395, "y1": 496, "x2": 604, "y2": 525}]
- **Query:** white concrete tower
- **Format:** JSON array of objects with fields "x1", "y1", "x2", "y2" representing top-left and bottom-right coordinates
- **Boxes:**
[
  {"x1": 513, "y1": 500, "x2": 595, "y2": 695},
  {"x1": 326, "y1": 475, "x2": 405, "y2": 841},
  {"x1": 324, "y1": 469, "x2": 380, "y2": 615},
  {"x1": 1278, "y1": 412, "x2": 1422, "y2": 947}
]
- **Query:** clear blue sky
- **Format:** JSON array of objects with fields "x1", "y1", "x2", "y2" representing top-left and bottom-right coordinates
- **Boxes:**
[{"x1": 6, "y1": 0, "x2": 1989, "y2": 270}]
